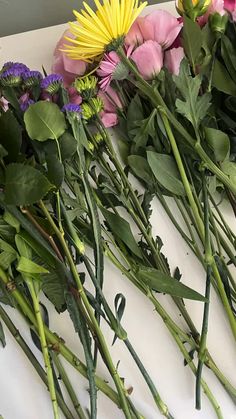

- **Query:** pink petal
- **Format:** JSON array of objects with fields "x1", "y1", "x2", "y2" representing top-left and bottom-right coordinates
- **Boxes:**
[
  {"x1": 141, "y1": 10, "x2": 182, "y2": 49},
  {"x1": 164, "y1": 47, "x2": 185, "y2": 75},
  {"x1": 131, "y1": 40, "x2": 163, "y2": 80},
  {"x1": 101, "y1": 112, "x2": 118, "y2": 127}
]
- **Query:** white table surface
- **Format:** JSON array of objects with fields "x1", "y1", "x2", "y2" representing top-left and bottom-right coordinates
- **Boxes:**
[{"x1": 0, "y1": 3, "x2": 236, "y2": 419}]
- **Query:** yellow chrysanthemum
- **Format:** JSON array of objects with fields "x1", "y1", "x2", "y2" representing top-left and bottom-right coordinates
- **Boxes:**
[{"x1": 64, "y1": 0, "x2": 147, "y2": 62}]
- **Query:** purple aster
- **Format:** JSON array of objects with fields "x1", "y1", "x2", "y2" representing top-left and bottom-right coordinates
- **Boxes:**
[
  {"x1": 41, "y1": 73, "x2": 63, "y2": 94},
  {"x1": 22, "y1": 70, "x2": 43, "y2": 88},
  {"x1": 2, "y1": 62, "x2": 29, "y2": 74},
  {"x1": 0, "y1": 67, "x2": 23, "y2": 86},
  {"x1": 62, "y1": 103, "x2": 81, "y2": 113}
]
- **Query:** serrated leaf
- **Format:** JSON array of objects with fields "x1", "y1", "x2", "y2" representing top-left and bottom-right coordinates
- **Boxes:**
[
  {"x1": 101, "y1": 207, "x2": 143, "y2": 258},
  {"x1": 17, "y1": 256, "x2": 49, "y2": 275},
  {"x1": 204, "y1": 127, "x2": 230, "y2": 161},
  {"x1": 138, "y1": 267, "x2": 206, "y2": 301},
  {"x1": 0, "y1": 320, "x2": 6, "y2": 348},
  {"x1": 133, "y1": 109, "x2": 157, "y2": 151},
  {"x1": 24, "y1": 101, "x2": 66, "y2": 142},
  {"x1": 0, "y1": 110, "x2": 22, "y2": 161},
  {"x1": 174, "y1": 60, "x2": 211, "y2": 129},
  {"x1": 127, "y1": 94, "x2": 144, "y2": 138},
  {"x1": 183, "y1": 16, "x2": 202, "y2": 68},
  {"x1": 5, "y1": 163, "x2": 53, "y2": 205},
  {"x1": 147, "y1": 151, "x2": 186, "y2": 196}
]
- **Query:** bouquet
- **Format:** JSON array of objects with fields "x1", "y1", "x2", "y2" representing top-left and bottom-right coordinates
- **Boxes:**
[{"x1": 0, "y1": 0, "x2": 236, "y2": 418}]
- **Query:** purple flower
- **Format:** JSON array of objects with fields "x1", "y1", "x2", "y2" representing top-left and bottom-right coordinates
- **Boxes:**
[
  {"x1": 2, "y1": 62, "x2": 29, "y2": 74},
  {"x1": 0, "y1": 67, "x2": 23, "y2": 86},
  {"x1": 20, "y1": 98, "x2": 35, "y2": 112},
  {"x1": 62, "y1": 103, "x2": 81, "y2": 114},
  {"x1": 41, "y1": 74, "x2": 63, "y2": 94},
  {"x1": 22, "y1": 70, "x2": 43, "y2": 88}
]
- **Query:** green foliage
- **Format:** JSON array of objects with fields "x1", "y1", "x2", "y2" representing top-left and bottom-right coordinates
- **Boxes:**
[
  {"x1": 24, "y1": 101, "x2": 66, "y2": 142},
  {"x1": 137, "y1": 267, "x2": 206, "y2": 301},
  {"x1": 5, "y1": 163, "x2": 53, "y2": 205},
  {"x1": 183, "y1": 16, "x2": 202, "y2": 68},
  {"x1": 204, "y1": 127, "x2": 230, "y2": 161},
  {"x1": 221, "y1": 161, "x2": 236, "y2": 183},
  {"x1": 212, "y1": 59, "x2": 236, "y2": 96},
  {"x1": 41, "y1": 271, "x2": 66, "y2": 312},
  {"x1": 101, "y1": 207, "x2": 143, "y2": 258},
  {"x1": 147, "y1": 151, "x2": 186, "y2": 196},
  {"x1": 221, "y1": 35, "x2": 236, "y2": 84},
  {"x1": 0, "y1": 320, "x2": 6, "y2": 348},
  {"x1": 46, "y1": 154, "x2": 64, "y2": 188},
  {"x1": 128, "y1": 155, "x2": 154, "y2": 186},
  {"x1": 0, "y1": 110, "x2": 22, "y2": 161},
  {"x1": 174, "y1": 60, "x2": 211, "y2": 129},
  {"x1": 17, "y1": 256, "x2": 49, "y2": 275}
]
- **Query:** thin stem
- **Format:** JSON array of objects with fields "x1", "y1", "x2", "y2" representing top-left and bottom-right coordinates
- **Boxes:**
[
  {"x1": 39, "y1": 200, "x2": 133, "y2": 419},
  {"x1": 196, "y1": 176, "x2": 212, "y2": 410},
  {"x1": 0, "y1": 305, "x2": 74, "y2": 419},
  {"x1": 27, "y1": 280, "x2": 59, "y2": 419},
  {"x1": 51, "y1": 352, "x2": 87, "y2": 419}
]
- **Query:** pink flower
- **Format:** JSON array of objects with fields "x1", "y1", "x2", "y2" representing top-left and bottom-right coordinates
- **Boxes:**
[
  {"x1": 98, "y1": 86, "x2": 123, "y2": 128},
  {"x1": 140, "y1": 10, "x2": 183, "y2": 49},
  {"x1": 131, "y1": 40, "x2": 163, "y2": 80},
  {"x1": 52, "y1": 30, "x2": 87, "y2": 87},
  {"x1": 224, "y1": 0, "x2": 236, "y2": 11},
  {"x1": 125, "y1": 17, "x2": 145, "y2": 46},
  {"x1": 198, "y1": 0, "x2": 225, "y2": 25},
  {"x1": 97, "y1": 52, "x2": 121, "y2": 91},
  {"x1": 164, "y1": 47, "x2": 185, "y2": 75},
  {"x1": 0, "y1": 97, "x2": 9, "y2": 112},
  {"x1": 232, "y1": 9, "x2": 236, "y2": 18},
  {"x1": 67, "y1": 87, "x2": 82, "y2": 106}
]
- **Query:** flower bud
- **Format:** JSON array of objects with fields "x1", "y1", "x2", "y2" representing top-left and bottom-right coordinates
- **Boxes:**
[
  {"x1": 74, "y1": 76, "x2": 98, "y2": 100},
  {"x1": 176, "y1": 0, "x2": 212, "y2": 19},
  {"x1": 209, "y1": 12, "x2": 228, "y2": 33}
]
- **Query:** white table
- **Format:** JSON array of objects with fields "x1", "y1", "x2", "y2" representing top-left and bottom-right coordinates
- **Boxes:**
[{"x1": 0, "y1": 3, "x2": 236, "y2": 419}]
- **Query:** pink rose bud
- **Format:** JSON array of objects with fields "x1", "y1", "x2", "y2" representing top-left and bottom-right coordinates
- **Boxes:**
[
  {"x1": 164, "y1": 47, "x2": 185, "y2": 75},
  {"x1": 131, "y1": 40, "x2": 163, "y2": 80},
  {"x1": 140, "y1": 10, "x2": 183, "y2": 49},
  {"x1": 52, "y1": 30, "x2": 87, "y2": 87}
]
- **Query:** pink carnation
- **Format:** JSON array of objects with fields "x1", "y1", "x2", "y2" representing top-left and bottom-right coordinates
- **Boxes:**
[{"x1": 131, "y1": 40, "x2": 163, "y2": 80}]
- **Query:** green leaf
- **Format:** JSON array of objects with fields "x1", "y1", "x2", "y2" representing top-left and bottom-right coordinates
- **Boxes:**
[
  {"x1": 24, "y1": 101, "x2": 66, "y2": 142},
  {"x1": 17, "y1": 256, "x2": 49, "y2": 275},
  {"x1": 58, "y1": 131, "x2": 77, "y2": 160},
  {"x1": 183, "y1": 16, "x2": 202, "y2": 68},
  {"x1": 0, "y1": 218, "x2": 15, "y2": 243},
  {"x1": 127, "y1": 94, "x2": 144, "y2": 138},
  {"x1": 0, "y1": 110, "x2": 22, "y2": 161},
  {"x1": 147, "y1": 151, "x2": 186, "y2": 196},
  {"x1": 221, "y1": 161, "x2": 236, "y2": 183},
  {"x1": 117, "y1": 138, "x2": 129, "y2": 165},
  {"x1": 101, "y1": 207, "x2": 143, "y2": 258},
  {"x1": 128, "y1": 155, "x2": 154, "y2": 185},
  {"x1": 5, "y1": 163, "x2": 53, "y2": 205},
  {"x1": 15, "y1": 234, "x2": 32, "y2": 259},
  {"x1": 46, "y1": 154, "x2": 64, "y2": 188},
  {"x1": 212, "y1": 59, "x2": 236, "y2": 96},
  {"x1": 0, "y1": 251, "x2": 17, "y2": 270},
  {"x1": 221, "y1": 35, "x2": 236, "y2": 84},
  {"x1": 138, "y1": 267, "x2": 206, "y2": 301},
  {"x1": 174, "y1": 60, "x2": 211, "y2": 129},
  {"x1": 133, "y1": 109, "x2": 157, "y2": 151},
  {"x1": 17, "y1": 231, "x2": 56, "y2": 269},
  {"x1": 0, "y1": 320, "x2": 6, "y2": 348},
  {"x1": 3, "y1": 211, "x2": 20, "y2": 233},
  {"x1": 204, "y1": 127, "x2": 230, "y2": 161},
  {"x1": 41, "y1": 271, "x2": 66, "y2": 312}
]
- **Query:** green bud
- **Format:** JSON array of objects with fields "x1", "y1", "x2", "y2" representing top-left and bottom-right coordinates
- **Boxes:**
[
  {"x1": 74, "y1": 75, "x2": 98, "y2": 100},
  {"x1": 209, "y1": 12, "x2": 228, "y2": 34}
]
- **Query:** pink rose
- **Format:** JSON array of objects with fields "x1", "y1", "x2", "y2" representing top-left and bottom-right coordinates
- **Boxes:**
[
  {"x1": 98, "y1": 86, "x2": 123, "y2": 128},
  {"x1": 125, "y1": 17, "x2": 145, "y2": 46},
  {"x1": 140, "y1": 10, "x2": 183, "y2": 49},
  {"x1": 52, "y1": 30, "x2": 87, "y2": 87},
  {"x1": 164, "y1": 47, "x2": 185, "y2": 75},
  {"x1": 131, "y1": 40, "x2": 163, "y2": 80}
]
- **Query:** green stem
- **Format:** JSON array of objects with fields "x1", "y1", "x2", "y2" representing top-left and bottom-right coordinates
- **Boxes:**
[
  {"x1": 51, "y1": 352, "x2": 87, "y2": 419},
  {"x1": 39, "y1": 200, "x2": 133, "y2": 419},
  {"x1": 0, "y1": 305, "x2": 74, "y2": 419},
  {"x1": 196, "y1": 175, "x2": 212, "y2": 410},
  {"x1": 27, "y1": 280, "x2": 59, "y2": 419}
]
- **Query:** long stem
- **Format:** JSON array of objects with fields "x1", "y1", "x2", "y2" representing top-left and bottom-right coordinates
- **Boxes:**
[
  {"x1": 27, "y1": 280, "x2": 59, "y2": 419},
  {"x1": 0, "y1": 305, "x2": 74, "y2": 419},
  {"x1": 51, "y1": 352, "x2": 87, "y2": 419},
  {"x1": 196, "y1": 175, "x2": 212, "y2": 410},
  {"x1": 39, "y1": 200, "x2": 133, "y2": 419}
]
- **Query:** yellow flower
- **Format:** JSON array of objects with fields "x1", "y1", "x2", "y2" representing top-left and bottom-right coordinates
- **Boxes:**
[
  {"x1": 64, "y1": 0, "x2": 147, "y2": 62},
  {"x1": 177, "y1": 0, "x2": 211, "y2": 17}
]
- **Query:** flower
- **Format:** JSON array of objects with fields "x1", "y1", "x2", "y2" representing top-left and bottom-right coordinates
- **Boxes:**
[
  {"x1": 131, "y1": 40, "x2": 163, "y2": 80},
  {"x1": 62, "y1": 103, "x2": 81, "y2": 117},
  {"x1": 164, "y1": 47, "x2": 185, "y2": 75},
  {"x1": 0, "y1": 67, "x2": 23, "y2": 87},
  {"x1": 41, "y1": 74, "x2": 63, "y2": 94},
  {"x1": 81, "y1": 97, "x2": 103, "y2": 120},
  {"x1": 177, "y1": 0, "x2": 212, "y2": 17},
  {"x1": 52, "y1": 30, "x2": 87, "y2": 87},
  {"x1": 19, "y1": 93, "x2": 35, "y2": 112},
  {"x1": 224, "y1": 0, "x2": 236, "y2": 11},
  {"x1": 22, "y1": 70, "x2": 42, "y2": 88},
  {"x1": 97, "y1": 51, "x2": 121, "y2": 90},
  {"x1": 139, "y1": 10, "x2": 183, "y2": 49},
  {"x1": 63, "y1": 0, "x2": 147, "y2": 62},
  {"x1": 125, "y1": 17, "x2": 145, "y2": 46},
  {"x1": 98, "y1": 85, "x2": 123, "y2": 127},
  {"x1": 74, "y1": 75, "x2": 98, "y2": 100},
  {"x1": 67, "y1": 87, "x2": 83, "y2": 106}
]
